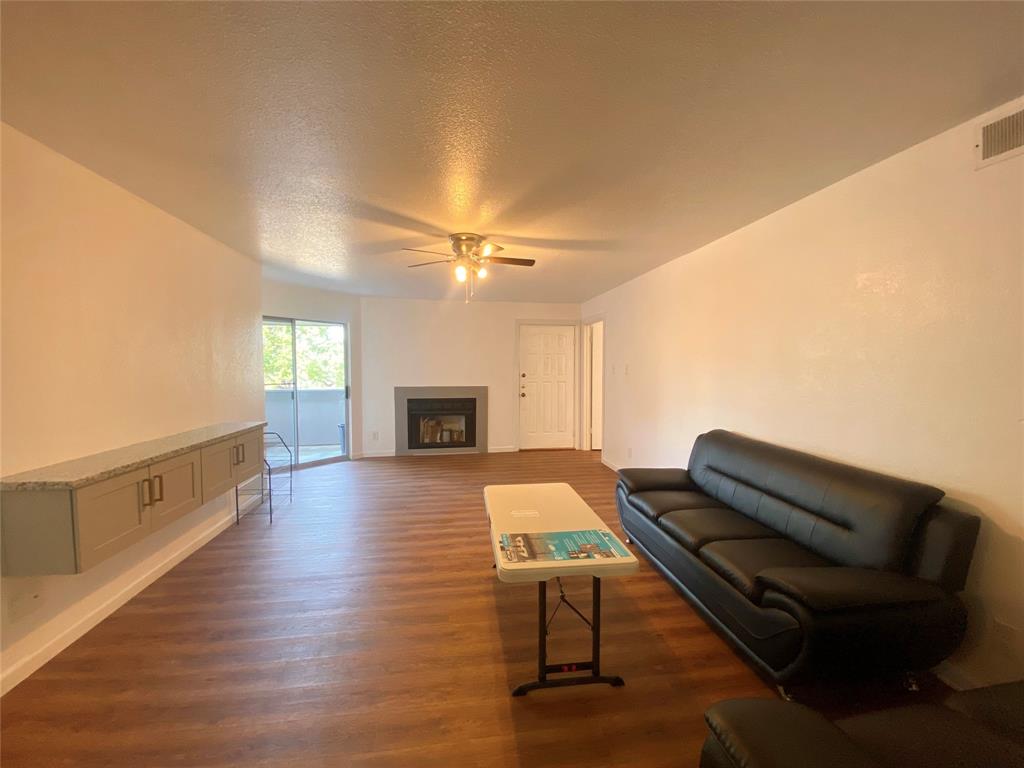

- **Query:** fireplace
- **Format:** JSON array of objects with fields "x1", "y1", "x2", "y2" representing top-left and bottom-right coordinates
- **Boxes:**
[
  {"x1": 394, "y1": 386, "x2": 488, "y2": 455},
  {"x1": 407, "y1": 398, "x2": 477, "y2": 450}
]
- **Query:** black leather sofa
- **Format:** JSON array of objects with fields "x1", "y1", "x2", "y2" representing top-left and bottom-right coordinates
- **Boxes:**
[
  {"x1": 700, "y1": 681, "x2": 1024, "y2": 768},
  {"x1": 616, "y1": 430, "x2": 979, "y2": 683}
]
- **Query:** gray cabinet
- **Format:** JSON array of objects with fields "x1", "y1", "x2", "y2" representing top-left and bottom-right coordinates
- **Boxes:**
[
  {"x1": 235, "y1": 429, "x2": 263, "y2": 484},
  {"x1": 201, "y1": 428, "x2": 262, "y2": 499},
  {"x1": 201, "y1": 438, "x2": 237, "y2": 499},
  {"x1": 74, "y1": 468, "x2": 152, "y2": 571},
  {"x1": 0, "y1": 421, "x2": 266, "y2": 576},
  {"x1": 2, "y1": 489, "x2": 78, "y2": 575},
  {"x1": 1, "y1": 469, "x2": 153, "y2": 575},
  {"x1": 150, "y1": 450, "x2": 203, "y2": 531}
]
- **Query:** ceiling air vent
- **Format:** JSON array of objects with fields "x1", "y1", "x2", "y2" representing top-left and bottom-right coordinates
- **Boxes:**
[{"x1": 975, "y1": 107, "x2": 1024, "y2": 169}]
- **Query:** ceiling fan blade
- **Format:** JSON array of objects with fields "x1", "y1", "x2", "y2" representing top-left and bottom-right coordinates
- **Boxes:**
[
  {"x1": 402, "y1": 248, "x2": 451, "y2": 257},
  {"x1": 486, "y1": 256, "x2": 536, "y2": 267},
  {"x1": 407, "y1": 260, "x2": 450, "y2": 268},
  {"x1": 478, "y1": 242, "x2": 504, "y2": 257},
  {"x1": 484, "y1": 234, "x2": 624, "y2": 251},
  {"x1": 350, "y1": 238, "x2": 438, "y2": 257},
  {"x1": 348, "y1": 200, "x2": 447, "y2": 237}
]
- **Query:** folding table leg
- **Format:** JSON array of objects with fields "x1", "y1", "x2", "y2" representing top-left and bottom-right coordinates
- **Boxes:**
[{"x1": 511, "y1": 577, "x2": 625, "y2": 696}]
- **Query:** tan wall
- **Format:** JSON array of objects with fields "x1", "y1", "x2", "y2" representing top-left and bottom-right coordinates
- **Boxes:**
[
  {"x1": 1, "y1": 125, "x2": 262, "y2": 473},
  {"x1": 0, "y1": 124, "x2": 263, "y2": 691},
  {"x1": 583, "y1": 98, "x2": 1024, "y2": 687}
]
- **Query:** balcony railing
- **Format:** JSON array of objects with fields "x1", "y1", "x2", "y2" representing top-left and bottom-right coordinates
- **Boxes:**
[{"x1": 264, "y1": 388, "x2": 347, "y2": 459}]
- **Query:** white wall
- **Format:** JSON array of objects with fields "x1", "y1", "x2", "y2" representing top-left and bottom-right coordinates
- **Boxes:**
[
  {"x1": 359, "y1": 297, "x2": 579, "y2": 454},
  {"x1": 583, "y1": 98, "x2": 1024, "y2": 688},
  {"x1": 0, "y1": 125, "x2": 263, "y2": 691},
  {"x1": 261, "y1": 282, "x2": 580, "y2": 457}
]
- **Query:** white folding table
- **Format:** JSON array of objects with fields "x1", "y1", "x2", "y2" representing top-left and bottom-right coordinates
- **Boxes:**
[{"x1": 484, "y1": 482, "x2": 639, "y2": 696}]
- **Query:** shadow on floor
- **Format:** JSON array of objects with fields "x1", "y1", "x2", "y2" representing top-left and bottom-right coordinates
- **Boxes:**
[{"x1": 490, "y1": 571, "x2": 771, "y2": 768}]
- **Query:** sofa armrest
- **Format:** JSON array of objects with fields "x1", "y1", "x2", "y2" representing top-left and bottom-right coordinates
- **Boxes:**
[
  {"x1": 616, "y1": 467, "x2": 694, "y2": 494},
  {"x1": 702, "y1": 699, "x2": 881, "y2": 768},
  {"x1": 756, "y1": 567, "x2": 949, "y2": 612},
  {"x1": 907, "y1": 503, "x2": 980, "y2": 592}
]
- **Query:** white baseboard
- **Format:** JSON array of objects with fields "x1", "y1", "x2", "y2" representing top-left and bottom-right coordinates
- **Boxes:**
[
  {"x1": 353, "y1": 448, "x2": 518, "y2": 458},
  {"x1": 1, "y1": 492, "x2": 259, "y2": 694},
  {"x1": 601, "y1": 456, "x2": 621, "y2": 472}
]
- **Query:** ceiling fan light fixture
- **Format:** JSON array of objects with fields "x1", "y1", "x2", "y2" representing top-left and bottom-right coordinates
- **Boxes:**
[{"x1": 404, "y1": 233, "x2": 533, "y2": 297}]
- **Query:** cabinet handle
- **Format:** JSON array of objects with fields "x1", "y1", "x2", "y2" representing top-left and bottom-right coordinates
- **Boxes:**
[
  {"x1": 153, "y1": 474, "x2": 165, "y2": 503},
  {"x1": 140, "y1": 478, "x2": 153, "y2": 507},
  {"x1": 232, "y1": 445, "x2": 239, "y2": 465},
  {"x1": 240, "y1": 444, "x2": 246, "y2": 463}
]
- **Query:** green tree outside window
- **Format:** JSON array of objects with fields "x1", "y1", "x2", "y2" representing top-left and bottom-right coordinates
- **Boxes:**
[{"x1": 263, "y1": 322, "x2": 345, "y2": 390}]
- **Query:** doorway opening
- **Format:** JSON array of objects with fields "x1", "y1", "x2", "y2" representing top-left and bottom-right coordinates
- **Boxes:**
[
  {"x1": 262, "y1": 317, "x2": 350, "y2": 466},
  {"x1": 582, "y1": 320, "x2": 604, "y2": 452},
  {"x1": 517, "y1": 323, "x2": 577, "y2": 450}
]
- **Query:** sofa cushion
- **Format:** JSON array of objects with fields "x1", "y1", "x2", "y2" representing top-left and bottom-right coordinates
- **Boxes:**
[
  {"x1": 619, "y1": 496, "x2": 804, "y2": 672},
  {"x1": 699, "y1": 539, "x2": 830, "y2": 602},
  {"x1": 688, "y1": 430, "x2": 945, "y2": 571},
  {"x1": 628, "y1": 490, "x2": 726, "y2": 521},
  {"x1": 837, "y1": 704, "x2": 1024, "y2": 768},
  {"x1": 756, "y1": 567, "x2": 950, "y2": 612},
  {"x1": 659, "y1": 507, "x2": 777, "y2": 552},
  {"x1": 704, "y1": 700, "x2": 882, "y2": 768}
]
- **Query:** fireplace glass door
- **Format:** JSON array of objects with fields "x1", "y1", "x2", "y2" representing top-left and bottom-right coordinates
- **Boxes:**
[{"x1": 407, "y1": 398, "x2": 476, "y2": 450}]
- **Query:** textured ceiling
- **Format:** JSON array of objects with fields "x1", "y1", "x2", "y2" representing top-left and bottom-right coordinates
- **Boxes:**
[{"x1": 3, "y1": 2, "x2": 1022, "y2": 302}]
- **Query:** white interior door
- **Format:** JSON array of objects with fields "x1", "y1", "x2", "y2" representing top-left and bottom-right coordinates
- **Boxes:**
[{"x1": 519, "y1": 325, "x2": 576, "y2": 449}]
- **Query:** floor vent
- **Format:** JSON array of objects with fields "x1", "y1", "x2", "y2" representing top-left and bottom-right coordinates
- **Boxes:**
[{"x1": 976, "y1": 107, "x2": 1024, "y2": 169}]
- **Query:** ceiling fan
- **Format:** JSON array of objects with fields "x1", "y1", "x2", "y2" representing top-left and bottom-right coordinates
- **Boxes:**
[{"x1": 405, "y1": 232, "x2": 534, "y2": 301}]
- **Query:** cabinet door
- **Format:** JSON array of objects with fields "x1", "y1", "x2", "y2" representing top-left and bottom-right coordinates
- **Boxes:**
[
  {"x1": 150, "y1": 450, "x2": 203, "y2": 531},
  {"x1": 201, "y1": 438, "x2": 237, "y2": 500},
  {"x1": 234, "y1": 429, "x2": 263, "y2": 484},
  {"x1": 73, "y1": 468, "x2": 151, "y2": 571}
]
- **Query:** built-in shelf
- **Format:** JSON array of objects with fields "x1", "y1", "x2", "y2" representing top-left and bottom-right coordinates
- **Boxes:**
[{"x1": 1, "y1": 421, "x2": 265, "y2": 576}]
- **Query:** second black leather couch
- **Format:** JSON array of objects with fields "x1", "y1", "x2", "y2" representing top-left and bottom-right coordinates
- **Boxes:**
[
  {"x1": 616, "y1": 430, "x2": 979, "y2": 683},
  {"x1": 700, "y1": 681, "x2": 1024, "y2": 768}
]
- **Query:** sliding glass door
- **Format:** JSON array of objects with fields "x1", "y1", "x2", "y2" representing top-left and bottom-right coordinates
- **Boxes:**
[
  {"x1": 263, "y1": 318, "x2": 298, "y2": 457},
  {"x1": 295, "y1": 320, "x2": 347, "y2": 462},
  {"x1": 262, "y1": 317, "x2": 348, "y2": 465}
]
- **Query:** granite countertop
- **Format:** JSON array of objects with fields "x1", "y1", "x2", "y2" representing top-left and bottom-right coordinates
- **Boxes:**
[{"x1": 1, "y1": 421, "x2": 267, "y2": 491}]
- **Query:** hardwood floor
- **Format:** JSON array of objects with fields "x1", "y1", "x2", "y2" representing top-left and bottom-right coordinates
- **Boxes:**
[{"x1": 1, "y1": 451, "x2": 775, "y2": 766}]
